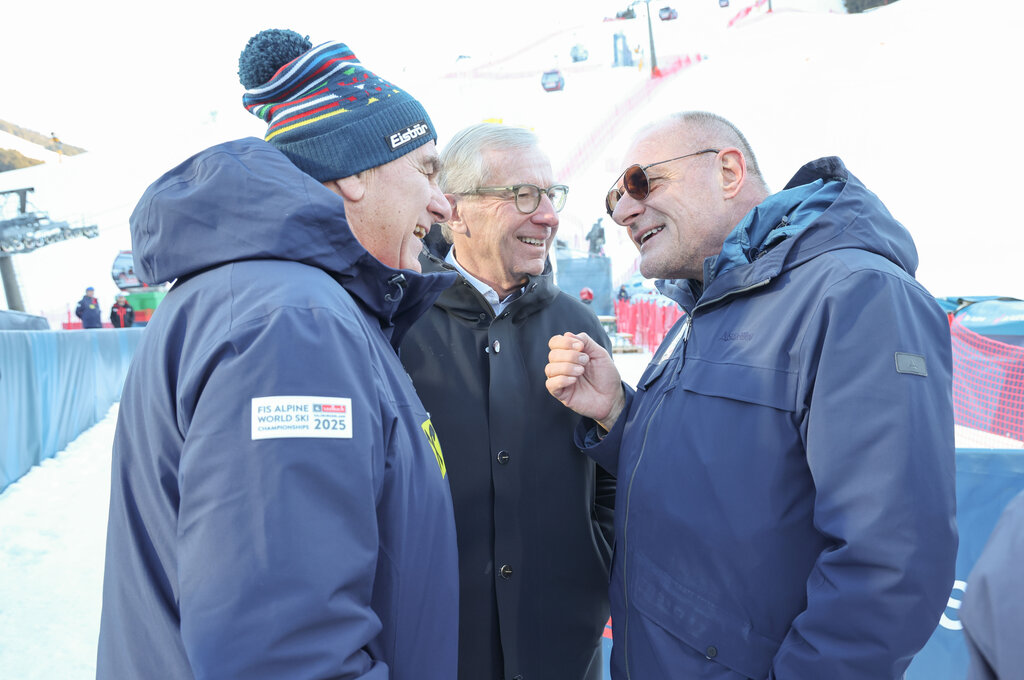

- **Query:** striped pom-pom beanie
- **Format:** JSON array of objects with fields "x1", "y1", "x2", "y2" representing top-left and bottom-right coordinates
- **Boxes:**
[{"x1": 238, "y1": 29, "x2": 436, "y2": 182}]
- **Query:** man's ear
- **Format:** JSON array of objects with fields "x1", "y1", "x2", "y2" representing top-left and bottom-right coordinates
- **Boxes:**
[
  {"x1": 718, "y1": 148, "x2": 747, "y2": 200},
  {"x1": 323, "y1": 175, "x2": 365, "y2": 201},
  {"x1": 445, "y1": 193, "x2": 468, "y2": 235}
]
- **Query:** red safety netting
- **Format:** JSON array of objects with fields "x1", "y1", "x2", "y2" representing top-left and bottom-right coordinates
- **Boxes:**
[
  {"x1": 952, "y1": 316, "x2": 1024, "y2": 448},
  {"x1": 613, "y1": 298, "x2": 685, "y2": 353}
]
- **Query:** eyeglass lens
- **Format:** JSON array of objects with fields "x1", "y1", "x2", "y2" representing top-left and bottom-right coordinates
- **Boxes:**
[{"x1": 515, "y1": 185, "x2": 567, "y2": 213}]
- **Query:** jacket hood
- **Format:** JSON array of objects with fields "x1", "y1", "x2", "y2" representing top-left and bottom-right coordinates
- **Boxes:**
[
  {"x1": 130, "y1": 137, "x2": 455, "y2": 336},
  {"x1": 659, "y1": 157, "x2": 919, "y2": 308}
]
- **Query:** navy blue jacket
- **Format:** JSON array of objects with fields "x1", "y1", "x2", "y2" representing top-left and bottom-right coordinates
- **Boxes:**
[
  {"x1": 401, "y1": 251, "x2": 615, "y2": 680},
  {"x1": 961, "y1": 489, "x2": 1024, "y2": 679},
  {"x1": 581, "y1": 158, "x2": 957, "y2": 679},
  {"x1": 75, "y1": 295, "x2": 101, "y2": 328},
  {"x1": 97, "y1": 138, "x2": 460, "y2": 679}
]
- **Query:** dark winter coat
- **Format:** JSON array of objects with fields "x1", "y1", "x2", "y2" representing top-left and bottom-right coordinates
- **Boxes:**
[
  {"x1": 97, "y1": 138, "x2": 460, "y2": 680},
  {"x1": 581, "y1": 157, "x2": 957, "y2": 679},
  {"x1": 109, "y1": 301, "x2": 134, "y2": 328},
  {"x1": 400, "y1": 249, "x2": 615, "y2": 680},
  {"x1": 961, "y1": 489, "x2": 1024, "y2": 680},
  {"x1": 75, "y1": 295, "x2": 101, "y2": 328}
]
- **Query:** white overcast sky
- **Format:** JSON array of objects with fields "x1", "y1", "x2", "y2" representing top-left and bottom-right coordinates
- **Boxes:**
[{"x1": 3, "y1": 0, "x2": 630, "y2": 149}]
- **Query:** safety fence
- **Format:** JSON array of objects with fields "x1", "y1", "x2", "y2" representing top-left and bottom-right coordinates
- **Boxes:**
[
  {"x1": 952, "y1": 316, "x2": 1024, "y2": 447},
  {"x1": 613, "y1": 297, "x2": 685, "y2": 353},
  {"x1": 0, "y1": 327, "x2": 144, "y2": 493},
  {"x1": 728, "y1": 0, "x2": 772, "y2": 28}
]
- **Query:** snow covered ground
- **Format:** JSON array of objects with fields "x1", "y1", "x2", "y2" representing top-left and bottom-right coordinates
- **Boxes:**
[
  {"x1": 0, "y1": 352, "x2": 652, "y2": 678},
  {"x1": 0, "y1": 404, "x2": 117, "y2": 679}
]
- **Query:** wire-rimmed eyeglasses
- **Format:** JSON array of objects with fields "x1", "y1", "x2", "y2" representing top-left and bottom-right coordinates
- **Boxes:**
[
  {"x1": 463, "y1": 183, "x2": 569, "y2": 214},
  {"x1": 604, "y1": 149, "x2": 719, "y2": 217}
]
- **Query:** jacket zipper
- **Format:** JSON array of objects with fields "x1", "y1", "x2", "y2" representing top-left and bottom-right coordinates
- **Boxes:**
[
  {"x1": 623, "y1": 388, "x2": 670, "y2": 680},
  {"x1": 623, "y1": 277, "x2": 769, "y2": 677}
]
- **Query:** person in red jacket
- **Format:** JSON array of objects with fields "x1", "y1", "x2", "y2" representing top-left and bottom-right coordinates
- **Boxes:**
[{"x1": 109, "y1": 294, "x2": 134, "y2": 328}]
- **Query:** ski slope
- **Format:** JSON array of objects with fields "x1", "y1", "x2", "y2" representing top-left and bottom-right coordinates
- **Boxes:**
[{"x1": 2, "y1": 0, "x2": 1022, "y2": 327}]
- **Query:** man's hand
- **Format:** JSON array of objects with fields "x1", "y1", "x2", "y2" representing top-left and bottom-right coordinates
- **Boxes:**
[{"x1": 545, "y1": 332, "x2": 626, "y2": 431}]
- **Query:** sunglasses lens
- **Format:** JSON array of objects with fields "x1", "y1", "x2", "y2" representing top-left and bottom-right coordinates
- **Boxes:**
[
  {"x1": 598, "y1": 188, "x2": 614, "y2": 215},
  {"x1": 622, "y1": 165, "x2": 649, "y2": 201}
]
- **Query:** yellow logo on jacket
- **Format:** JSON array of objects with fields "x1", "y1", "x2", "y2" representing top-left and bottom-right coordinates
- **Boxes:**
[{"x1": 421, "y1": 418, "x2": 446, "y2": 478}]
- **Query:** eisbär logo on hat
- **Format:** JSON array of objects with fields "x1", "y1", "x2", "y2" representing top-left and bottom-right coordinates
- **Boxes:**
[{"x1": 238, "y1": 29, "x2": 437, "y2": 182}]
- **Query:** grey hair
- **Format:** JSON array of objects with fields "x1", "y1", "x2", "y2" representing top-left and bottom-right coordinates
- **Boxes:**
[
  {"x1": 664, "y1": 111, "x2": 769, "y2": 193},
  {"x1": 437, "y1": 123, "x2": 542, "y2": 241}
]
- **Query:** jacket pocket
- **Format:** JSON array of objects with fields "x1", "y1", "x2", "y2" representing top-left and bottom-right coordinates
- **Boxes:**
[
  {"x1": 631, "y1": 549, "x2": 782, "y2": 680},
  {"x1": 680, "y1": 357, "x2": 798, "y2": 413}
]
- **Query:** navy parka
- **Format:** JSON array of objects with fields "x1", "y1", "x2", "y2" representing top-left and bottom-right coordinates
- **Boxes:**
[
  {"x1": 97, "y1": 138, "x2": 460, "y2": 680},
  {"x1": 583, "y1": 158, "x2": 957, "y2": 679}
]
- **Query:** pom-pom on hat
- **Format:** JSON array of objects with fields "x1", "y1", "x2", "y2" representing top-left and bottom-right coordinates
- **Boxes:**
[{"x1": 238, "y1": 29, "x2": 437, "y2": 182}]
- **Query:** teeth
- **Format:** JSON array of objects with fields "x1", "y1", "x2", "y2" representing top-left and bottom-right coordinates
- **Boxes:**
[
  {"x1": 413, "y1": 225, "x2": 427, "y2": 239},
  {"x1": 519, "y1": 237, "x2": 545, "y2": 246},
  {"x1": 640, "y1": 227, "x2": 664, "y2": 245}
]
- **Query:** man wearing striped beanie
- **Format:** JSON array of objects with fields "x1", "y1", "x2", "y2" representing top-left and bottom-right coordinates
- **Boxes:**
[
  {"x1": 97, "y1": 29, "x2": 459, "y2": 680},
  {"x1": 240, "y1": 29, "x2": 436, "y2": 185}
]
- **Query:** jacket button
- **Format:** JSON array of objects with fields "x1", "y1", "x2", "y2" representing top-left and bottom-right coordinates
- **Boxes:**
[
  {"x1": 492, "y1": 339, "x2": 501, "y2": 353},
  {"x1": 705, "y1": 645, "x2": 718, "y2": 659},
  {"x1": 496, "y1": 450, "x2": 510, "y2": 465},
  {"x1": 500, "y1": 564, "x2": 513, "y2": 579}
]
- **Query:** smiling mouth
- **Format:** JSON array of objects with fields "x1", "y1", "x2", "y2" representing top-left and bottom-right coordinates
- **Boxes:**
[
  {"x1": 413, "y1": 225, "x2": 428, "y2": 239},
  {"x1": 518, "y1": 236, "x2": 546, "y2": 247},
  {"x1": 638, "y1": 226, "x2": 664, "y2": 246}
]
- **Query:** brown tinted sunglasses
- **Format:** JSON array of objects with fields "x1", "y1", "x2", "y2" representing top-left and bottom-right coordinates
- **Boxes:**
[{"x1": 604, "y1": 148, "x2": 719, "y2": 216}]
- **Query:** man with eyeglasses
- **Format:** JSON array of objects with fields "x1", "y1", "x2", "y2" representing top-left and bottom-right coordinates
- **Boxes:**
[
  {"x1": 400, "y1": 122, "x2": 616, "y2": 680},
  {"x1": 545, "y1": 111, "x2": 956, "y2": 679}
]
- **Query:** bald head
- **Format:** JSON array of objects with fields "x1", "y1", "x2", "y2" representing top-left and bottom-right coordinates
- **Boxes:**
[
  {"x1": 612, "y1": 111, "x2": 772, "y2": 281},
  {"x1": 652, "y1": 112, "x2": 770, "y2": 194}
]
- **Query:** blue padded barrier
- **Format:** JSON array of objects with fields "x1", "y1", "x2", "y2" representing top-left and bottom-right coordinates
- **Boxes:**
[
  {"x1": 906, "y1": 448, "x2": 1024, "y2": 679},
  {"x1": 0, "y1": 327, "x2": 144, "y2": 492}
]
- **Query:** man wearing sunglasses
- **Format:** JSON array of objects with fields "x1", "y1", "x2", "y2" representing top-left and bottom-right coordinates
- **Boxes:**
[
  {"x1": 400, "y1": 122, "x2": 616, "y2": 680},
  {"x1": 545, "y1": 111, "x2": 956, "y2": 679}
]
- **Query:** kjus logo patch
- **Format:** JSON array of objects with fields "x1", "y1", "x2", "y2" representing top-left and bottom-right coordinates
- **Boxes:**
[
  {"x1": 421, "y1": 418, "x2": 447, "y2": 478},
  {"x1": 895, "y1": 352, "x2": 928, "y2": 377},
  {"x1": 388, "y1": 120, "x2": 430, "y2": 150}
]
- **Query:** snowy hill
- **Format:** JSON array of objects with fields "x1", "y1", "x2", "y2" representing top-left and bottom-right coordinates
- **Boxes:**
[{"x1": 2, "y1": 0, "x2": 1022, "y2": 328}]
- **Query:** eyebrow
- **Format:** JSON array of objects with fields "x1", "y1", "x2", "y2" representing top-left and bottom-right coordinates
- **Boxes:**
[{"x1": 422, "y1": 154, "x2": 442, "y2": 175}]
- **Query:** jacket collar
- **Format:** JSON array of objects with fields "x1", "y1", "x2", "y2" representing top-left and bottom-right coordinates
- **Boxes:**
[{"x1": 418, "y1": 245, "x2": 558, "y2": 322}]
